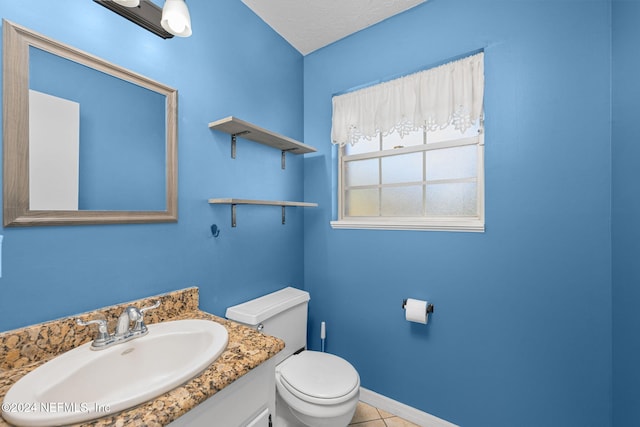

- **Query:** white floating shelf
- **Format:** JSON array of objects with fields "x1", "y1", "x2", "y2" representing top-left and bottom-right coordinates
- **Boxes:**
[
  {"x1": 209, "y1": 116, "x2": 316, "y2": 168},
  {"x1": 208, "y1": 198, "x2": 318, "y2": 227},
  {"x1": 208, "y1": 198, "x2": 318, "y2": 207}
]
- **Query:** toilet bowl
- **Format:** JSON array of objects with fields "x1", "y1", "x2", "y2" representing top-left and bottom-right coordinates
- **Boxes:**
[
  {"x1": 275, "y1": 351, "x2": 360, "y2": 427},
  {"x1": 226, "y1": 287, "x2": 360, "y2": 427}
]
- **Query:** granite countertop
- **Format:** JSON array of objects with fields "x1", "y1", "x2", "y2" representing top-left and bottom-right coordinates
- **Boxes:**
[{"x1": 0, "y1": 288, "x2": 284, "y2": 427}]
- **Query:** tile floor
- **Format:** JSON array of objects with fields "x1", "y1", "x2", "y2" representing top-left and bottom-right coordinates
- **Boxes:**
[{"x1": 348, "y1": 401, "x2": 421, "y2": 427}]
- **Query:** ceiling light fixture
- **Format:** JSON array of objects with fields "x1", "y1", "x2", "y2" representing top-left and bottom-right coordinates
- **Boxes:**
[
  {"x1": 161, "y1": 0, "x2": 192, "y2": 38},
  {"x1": 94, "y1": 0, "x2": 174, "y2": 39}
]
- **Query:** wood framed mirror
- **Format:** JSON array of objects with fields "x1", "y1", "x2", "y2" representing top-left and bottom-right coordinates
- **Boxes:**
[{"x1": 2, "y1": 20, "x2": 178, "y2": 226}]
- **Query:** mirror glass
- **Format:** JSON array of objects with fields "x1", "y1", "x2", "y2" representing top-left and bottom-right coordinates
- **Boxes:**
[{"x1": 3, "y1": 20, "x2": 178, "y2": 226}]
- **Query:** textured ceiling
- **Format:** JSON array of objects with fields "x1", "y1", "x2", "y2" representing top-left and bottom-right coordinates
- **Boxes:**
[{"x1": 241, "y1": 0, "x2": 427, "y2": 56}]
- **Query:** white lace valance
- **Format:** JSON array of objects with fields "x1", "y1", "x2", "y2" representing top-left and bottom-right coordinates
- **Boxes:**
[{"x1": 331, "y1": 52, "x2": 484, "y2": 146}]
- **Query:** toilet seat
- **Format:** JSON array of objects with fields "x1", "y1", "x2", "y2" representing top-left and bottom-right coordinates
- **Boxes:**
[{"x1": 276, "y1": 351, "x2": 360, "y2": 406}]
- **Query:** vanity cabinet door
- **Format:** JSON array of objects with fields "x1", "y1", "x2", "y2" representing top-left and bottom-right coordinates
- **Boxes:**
[
  {"x1": 168, "y1": 359, "x2": 275, "y2": 427},
  {"x1": 246, "y1": 408, "x2": 270, "y2": 427}
]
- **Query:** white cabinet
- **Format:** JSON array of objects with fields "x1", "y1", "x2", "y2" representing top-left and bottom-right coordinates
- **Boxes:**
[
  {"x1": 168, "y1": 359, "x2": 275, "y2": 427},
  {"x1": 246, "y1": 408, "x2": 271, "y2": 427}
]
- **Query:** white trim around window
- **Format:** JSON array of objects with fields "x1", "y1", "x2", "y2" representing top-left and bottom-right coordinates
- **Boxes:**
[{"x1": 331, "y1": 131, "x2": 485, "y2": 232}]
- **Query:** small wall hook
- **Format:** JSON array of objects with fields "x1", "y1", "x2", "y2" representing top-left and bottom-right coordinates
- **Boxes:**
[{"x1": 210, "y1": 224, "x2": 220, "y2": 238}]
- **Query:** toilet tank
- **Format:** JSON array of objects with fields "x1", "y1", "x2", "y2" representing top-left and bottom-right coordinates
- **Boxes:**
[{"x1": 226, "y1": 287, "x2": 310, "y2": 364}]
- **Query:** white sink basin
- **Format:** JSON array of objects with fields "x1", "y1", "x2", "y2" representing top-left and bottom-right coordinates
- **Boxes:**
[{"x1": 2, "y1": 319, "x2": 229, "y2": 427}]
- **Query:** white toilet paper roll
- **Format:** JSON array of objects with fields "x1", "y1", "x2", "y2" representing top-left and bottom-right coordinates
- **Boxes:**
[{"x1": 405, "y1": 298, "x2": 428, "y2": 324}]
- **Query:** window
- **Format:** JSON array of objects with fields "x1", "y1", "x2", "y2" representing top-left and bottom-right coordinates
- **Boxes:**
[{"x1": 330, "y1": 52, "x2": 485, "y2": 232}]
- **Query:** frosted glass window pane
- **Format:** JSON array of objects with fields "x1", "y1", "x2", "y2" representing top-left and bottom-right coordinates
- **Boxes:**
[
  {"x1": 382, "y1": 128, "x2": 423, "y2": 151},
  {"x1": 426, "y1": 146, "x2": 477, "y2": 181},
  {"x1": 382, "y1": 153, "x2": 423, "y2": 184},
  {"x1": 427, "y1": 123, "x2": 480, "y2": 144},
  {"x1": 345, "y1": 158, "x2": 379, "y2": 187},
  {"x1": 425, "y1": 183, "x2": 477, "y2": 216},
  {"x1": 381, "y1": 186, "x2": 422, "y2": 216},
  {"x1": 346, "y1": 189, "x2": 379, "y2": 216},
  {"x1": 345, "y1": 134, "x2": 380, "y2": 155}
]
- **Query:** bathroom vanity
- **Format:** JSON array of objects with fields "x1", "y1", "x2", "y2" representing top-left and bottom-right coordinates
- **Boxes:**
[
  {"x1": 167, "y1": 359, "x2": 275, "y2": 427},
  {"x1": 0, "y1": 288, "x2": 283, "y2": 427}
]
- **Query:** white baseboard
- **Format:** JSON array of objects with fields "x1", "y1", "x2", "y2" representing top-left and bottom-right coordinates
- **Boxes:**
[{"x1": 359, "y1": 387, "x2": 459, "y2": 427}]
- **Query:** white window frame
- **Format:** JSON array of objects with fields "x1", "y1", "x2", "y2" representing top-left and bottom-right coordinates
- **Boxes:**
[{"x1": 330, "y1": 126, "x2": 485, "y2": 232}]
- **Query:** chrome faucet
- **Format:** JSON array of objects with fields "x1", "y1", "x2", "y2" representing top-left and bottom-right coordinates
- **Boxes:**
[
  {"x1": 77, "y1": 300, "x2": 160, "y2": 350},
  {"x1": 115, "y1": 306, "x2": 142, "y2": 337}
]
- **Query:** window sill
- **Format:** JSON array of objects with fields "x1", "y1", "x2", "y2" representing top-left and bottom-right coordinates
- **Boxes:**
[{"x1": 330, "y1": 218, "x2": 484, "y2": 232}]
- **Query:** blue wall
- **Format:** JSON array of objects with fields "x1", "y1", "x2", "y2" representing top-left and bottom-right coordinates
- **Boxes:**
[
  {"x1": 612, "y1": 1, "x2": 640, "y2": 425},
  {"x1": 0, "y1": 0, "x2": 305, "y2": 331},
  {"x1": 303, "y1": 1, "x2": 612, "y2": 426},
  {"x1": 0, "y1": 1, "x2": 629, "y2": 426}
]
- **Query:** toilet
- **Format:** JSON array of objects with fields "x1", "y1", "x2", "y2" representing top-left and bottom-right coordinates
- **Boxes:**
[{"x1": 226, "y1": 287, "x2": 360, "y2": 427}]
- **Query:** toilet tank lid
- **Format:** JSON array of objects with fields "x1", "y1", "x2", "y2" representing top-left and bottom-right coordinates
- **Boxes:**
[{"x1": 225, "y1": 287, "x2": 310, "y2": 326}]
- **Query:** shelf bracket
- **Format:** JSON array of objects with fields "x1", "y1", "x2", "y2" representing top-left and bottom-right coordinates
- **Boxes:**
[
  {"x1": 230, "y1": 131, "x2": 250, "y2": 159},
  {"x1": 281, "y1": 148, "x2": 297, "y2": 170},
  {"x1": 231, "y1": 204, "x2": 237, "y2": 227},
  {"x1": 231, "y1": 204, "x2": 287, "y2": 226}
]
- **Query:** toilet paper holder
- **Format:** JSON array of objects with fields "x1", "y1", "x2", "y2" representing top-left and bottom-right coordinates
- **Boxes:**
[{"x1": 402, "y1": 299, "x2": 434, "y2": 314}]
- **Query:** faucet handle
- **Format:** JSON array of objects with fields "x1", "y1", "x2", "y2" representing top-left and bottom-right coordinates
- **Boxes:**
[
  {"x1": 76, "y1": 318, "x2": 110, "y2": 345},
  {"x1": 139, "y1": 300, "x2": 160, "y2": 315},
  {"x1": 131, "y1": 300, "x2": 160, "y2": 333}
]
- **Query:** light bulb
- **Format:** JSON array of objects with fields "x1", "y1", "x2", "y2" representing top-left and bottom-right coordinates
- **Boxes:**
[
  {"x1": 167, "y1": 16, "x2": 186, "y2": 34},
  {"x1": 161, "y1": 0, "x2": 192, "y2": 37},
  {"x1": 113, "y1": 0, "x2": 140, "y2": 7}
]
